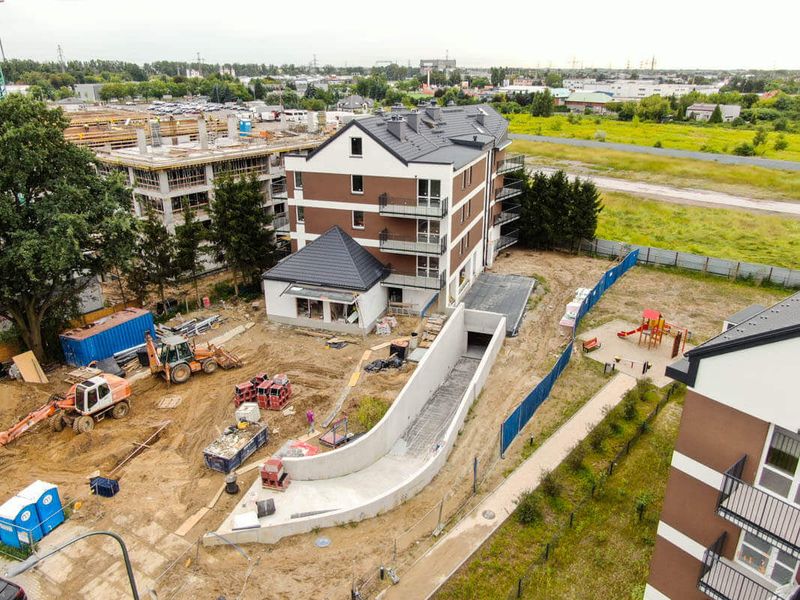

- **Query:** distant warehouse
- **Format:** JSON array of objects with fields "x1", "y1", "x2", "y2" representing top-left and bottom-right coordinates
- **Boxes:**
[{"x1": 686, "y1": 103, "x2": 741, "y2": 122}]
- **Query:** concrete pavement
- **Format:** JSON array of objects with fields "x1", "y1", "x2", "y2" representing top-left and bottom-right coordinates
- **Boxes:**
[
  {"x1": 380, "y1": 372, "x2": 638, "y2": 599},
  {"x1": 510, "y1": 134, "x2": 800, "y2": 172}
]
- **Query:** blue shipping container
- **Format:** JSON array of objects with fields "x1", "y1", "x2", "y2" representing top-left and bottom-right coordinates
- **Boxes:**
[
  {"x1": 18, "y1": 480, "x2": 64, "y2": 536},
  {"x1": 60, "y1": 308, "x2": 156, "y2": 367},
  {"x1": 0, "y1": 495, "x2": 43, "y2": 549}
]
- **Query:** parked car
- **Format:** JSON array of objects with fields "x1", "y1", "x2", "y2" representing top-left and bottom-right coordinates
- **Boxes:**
[{"x1": 0, "y1": 577, "x2": 26, "y2": 600}]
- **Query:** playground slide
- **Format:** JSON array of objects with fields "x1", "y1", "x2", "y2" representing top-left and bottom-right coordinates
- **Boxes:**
[{"x1": 617, "y1": 324, "x2": 646, "y2": 338}]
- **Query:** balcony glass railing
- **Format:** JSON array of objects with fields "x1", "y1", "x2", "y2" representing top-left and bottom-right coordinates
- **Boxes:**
[
  {"x1": 717, "y1": 456, "x2": 800, "y2": 559},
  {"x1": 496, "y1": 153, "x2": 525, "y2": 175},
  {"x1": 494, "y1": 204, "x2": 521, "y2": 227},
  {"x1": 496, "y1": 229, "x2": 520, "y2": 252},
  {"x1": 378, "y1": 193, "x2": 448, "y2": 218},
  {"x1": 495, "y1": 178, "x2": 524, "y2": 201},
  {"x1": 382, "y1": 270, "x2": 445, "y2": 290},
  {"x1": 378, "y1": 231, "x2": 447, "y2": 256}
]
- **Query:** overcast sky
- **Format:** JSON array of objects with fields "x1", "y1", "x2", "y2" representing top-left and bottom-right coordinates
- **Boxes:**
[{"x1": 2, "y1": 0, "x2": 798, "y2": 71}]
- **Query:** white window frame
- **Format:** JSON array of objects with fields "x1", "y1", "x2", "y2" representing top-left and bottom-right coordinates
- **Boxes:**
[
  {"x1": 734, "y1": 530, "x2": 798, "y2": 587},
  {"x1": 352, "y1": 210, "x2": 365, "y2": 230},
  {"x1": 351, "y1": 174, "x2": 364, "y2": 195},
  {"x1": 418, "y1": 179, "x2": 442, "y2": 207},
  {"x1": 755, "y1": 425, "x2": 800, "y2": 504},
  {"x1": 296, "y1": 205, "x2": 305, "y2": 223},
  {"x1": 417, "y1": 219, "x2": 440, "y2": 244},
  {"x1": 350, "y1": 137, "x2": 363, "y2": 157},
  {"x1": 416, "y1": 255, "x2": 439, "y2": 278},
  {"x1": 294, "y1": 171, "x2": 303, "y2": 189}
]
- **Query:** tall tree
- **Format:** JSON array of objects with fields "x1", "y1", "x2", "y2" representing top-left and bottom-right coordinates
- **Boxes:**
[
  {"x1": 0, "y1": 95, "x2": 136, "y2": 360},
  {"x1": 253, "y1": 78, "x2": 265, "y2": 100},
  {"x1": 565, "y1": 178, "x2": 603, "y2": 250},
  {"x1": 708, "y1": 104, "x2": 723, "y2": 124},
  {"x1": 174, "y1": 201, "x2": 207, "y2": 309},
  {"x1": 134, "y1": 207, "x2": 178, "y2": 307},
  {"x1": 530, "y1": 89, "x2": 554, "y2": 117},
  {"x1": 209, "y1": 175, "x2": 275, "y2": 295}
]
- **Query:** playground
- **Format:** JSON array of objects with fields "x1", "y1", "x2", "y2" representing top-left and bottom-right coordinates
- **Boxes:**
[{"x1": 578, "y1": 309, "x2": 694, "y2": 387}]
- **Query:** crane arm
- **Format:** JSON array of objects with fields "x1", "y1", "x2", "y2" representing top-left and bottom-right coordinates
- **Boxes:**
[{"x1": 0, "y1": 396, "x2": 70, "y2": 447}]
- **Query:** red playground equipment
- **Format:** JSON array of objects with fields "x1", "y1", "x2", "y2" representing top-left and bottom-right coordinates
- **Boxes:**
[{"x1": 617, "y1": 309, "x2": 689, "y2": 356}]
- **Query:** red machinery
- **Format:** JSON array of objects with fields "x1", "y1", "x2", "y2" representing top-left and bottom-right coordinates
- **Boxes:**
[{"x1": 261, "y1": 457, "x2": 291, "y2": 491}]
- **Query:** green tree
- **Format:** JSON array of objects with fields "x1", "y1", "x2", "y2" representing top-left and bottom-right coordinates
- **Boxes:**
[
  {"x1": 253, "y1": 78, "x2": 265, "y2": 100},
  {"x1": 209, "y1": 175, "x2": 275, "y2": 295},
  {"x1": 174, "y1": 201, "x2": 207, "y2": 309},
  {"x1": 134, "y1": 207, "x2": 178, "y2": 306},
  {"x1": 635, "y1": 95, "x2": 672, "y2": 121},
  {"x1": 774, "y1": 134, "x2": 789, "y2": 152},
  {"x1": 530, "y1": 89, "x2": 554, "y2": 117},
  {"x1": 565, "y1": 178, "x2": 603, "y2": 250},
  {"x1": 753, "y1": 126, "x2": 769, "y2": 148},
  {"x1": 0, "y1": 96, "x2": 136, "y2": 360},
  {"x1": 708, "y1": 104, "x2": 723, "y2": 124},
  {"x1": 544, "y1": 71, "x2": 563, "y2": 88}
]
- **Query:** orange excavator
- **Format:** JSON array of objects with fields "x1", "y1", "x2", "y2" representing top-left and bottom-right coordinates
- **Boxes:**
[
  {"x1": 0, "y1": 374, "x2": 133, "y2": 446},
  {"x1": 144, "y1": 332, "x2": 242, "y2": 384}
]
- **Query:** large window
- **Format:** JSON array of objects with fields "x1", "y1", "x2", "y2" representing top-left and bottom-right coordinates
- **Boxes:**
[
  {"x1": 352, "y1": 210, "x2": 365, "y2": 229},
  {"x1": 351, "y1": 175, "x2": 364, "y2": 194},
  {"x1": 417, "y1": 219, "x2": 440, "y2": 244},
  {"x1": 758, "y1": 427, "x2": 800, "y2": 502},
  {"x1": 417, "y1": 256, "x2": 439, "y2": 278},
  {"x1": 736, "y1": 531, "x2": 798, "y2": 586},
  {"x1": 417, "y1": 179, "x2": 441, "y2": 206},
  {"x1": 350, "y1": 137, "x2": 363, "y2": 156}
]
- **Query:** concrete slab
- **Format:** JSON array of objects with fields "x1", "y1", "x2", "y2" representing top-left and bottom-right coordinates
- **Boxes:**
[
  {"x1": 577, "y1": 320, "x2": 694, "y2": 387},
  {"x1": 462, "y1": 273, "x2": 535, "y2": 336},
  {"x1": 383, "y1": 372, "x2": 638, "y2": 599}
]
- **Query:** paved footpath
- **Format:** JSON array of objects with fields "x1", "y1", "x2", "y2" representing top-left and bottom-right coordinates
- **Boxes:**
[{"x1": 381, "y1": 372, "x2": 637, "y2": 599}]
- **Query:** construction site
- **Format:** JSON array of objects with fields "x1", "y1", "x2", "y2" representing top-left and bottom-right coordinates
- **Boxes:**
[{"x1": 0, "y1": 246, "x2": 783, "y2": 599}]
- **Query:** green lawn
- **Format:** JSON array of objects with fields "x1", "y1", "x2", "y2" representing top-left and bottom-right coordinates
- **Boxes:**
[
  {"x1": 436, "y1": 381, "x2": 682, "y2": 600},
  {"x1": 510, "y1": 140, "x2": 800, "y2": 201},
  {"x1": 597, "y1": 192, "x2": 800, "y2": 269},
  {"x1": 508, "y1": 114, "x2": 800, "y2": 161}
]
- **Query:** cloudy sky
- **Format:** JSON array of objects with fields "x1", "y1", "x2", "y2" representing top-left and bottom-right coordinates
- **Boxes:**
[{"x1": 2, "y1": 0, "x2": 798, "y2": 70}]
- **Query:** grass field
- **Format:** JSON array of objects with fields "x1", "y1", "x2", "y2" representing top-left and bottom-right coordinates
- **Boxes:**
[
  {"x1": 436, "y1": 381, "x2": 682, "y2": 599},
  {"x1": 597, "y1": 192, "x2": 800, "y2": 269},
  {"x1": 510, "y1": 140, "x2": 800, "y2": 201},
  {"x1": 508, "y1": 114, "x2": 800, "y2": 161}
]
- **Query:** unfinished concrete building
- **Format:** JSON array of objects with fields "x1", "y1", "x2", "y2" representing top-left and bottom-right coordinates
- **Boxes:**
[{"x1": 94, "y1": 117, "x2": 326, "y2": 254}]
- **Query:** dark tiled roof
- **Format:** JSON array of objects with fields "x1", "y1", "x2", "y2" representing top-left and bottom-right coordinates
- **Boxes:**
[
  {"x1": 262, "y1": 226, "x2": 386, "y2": 291},
  {"x1": 307, "y1": 104, "x2": 508, "y2": 168},
  {"x1": 666, "y1": 291, "x2": 800, "y2": 386},
  {"x1": 725, "y1": 304, "x2": 766, "y2": 326}
]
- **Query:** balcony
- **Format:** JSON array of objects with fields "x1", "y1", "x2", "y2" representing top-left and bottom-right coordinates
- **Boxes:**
[
  {"x1": 378, "y1": 193, "x2": 448, "y2": 219},
  {"x1": 382, "y1": 270, "x2": 446, "y2": 290},
  {"x1": 495, "y1": 178, "x2": 524, "y2": 202},
  {"x1": 698, "y1": 533, "x2": 783, "y2": 600},
  {"x1": 272, "y1": 213, "x2": 289, "y2": 232},
  {"x1": 494, "y1": 204, "x2": 521, "y2": 227},
  {"x1": 717, "y1": 456, "x2": 800, "y2": 559},
  {"x1": 378, "y1": 230, "x2": 447, "y2": 256},
  {"x1": 496, "y1": 153, "x2": 525, "y2": 175},
  {"x1": 271, "y1": 179, "x2": 288, "y2": 200},
  {"x1": 496, "y1": 229, "x2": 520, "y2": 252}
]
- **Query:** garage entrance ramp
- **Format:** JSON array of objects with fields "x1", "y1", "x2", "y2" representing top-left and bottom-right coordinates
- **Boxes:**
[{"x1": 462, "y1": 273, "x2": 535, "y2": 336}]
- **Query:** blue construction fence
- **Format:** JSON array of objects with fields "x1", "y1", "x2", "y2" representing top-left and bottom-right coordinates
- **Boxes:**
[{"x1": 500, "y1": 249, "x2": 640, "y2": 455}]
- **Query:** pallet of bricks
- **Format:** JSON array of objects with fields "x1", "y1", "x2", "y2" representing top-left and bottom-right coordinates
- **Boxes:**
[{"x1": 420, "y1": 314, "x2": 445, "y2": 348}]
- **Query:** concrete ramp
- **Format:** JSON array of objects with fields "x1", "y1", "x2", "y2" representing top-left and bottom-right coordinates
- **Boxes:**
[
  {"x1": 205, "y1": 308, "x2": 505, "y2": 546},
  {"x1": 462, "y1": 273, "x2": 535, "y2": 336}
]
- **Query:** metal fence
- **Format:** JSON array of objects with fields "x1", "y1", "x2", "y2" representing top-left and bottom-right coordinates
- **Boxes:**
[
  {"x1": 582, "y1": 238, "x2": 800, "y2": 289},
  {"x1": 499, "y1": 250, "x2": 639, "y2": 455}
]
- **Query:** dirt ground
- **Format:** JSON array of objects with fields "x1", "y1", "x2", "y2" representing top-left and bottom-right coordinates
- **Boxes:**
[{"x1": 0, "y1": 251, "x2": 789, "y2": 599}]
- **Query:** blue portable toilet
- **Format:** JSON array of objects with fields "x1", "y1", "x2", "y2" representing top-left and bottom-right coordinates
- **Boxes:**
[
  {"x1": 239, "y1": 119, "x2": 252, "y2": 137},
  {"x1": 0, "y1": 495, "x2": 43, "y2": 548},
  {"x1": 18, "y1": 481, "x2": 64, "y2": 536}
]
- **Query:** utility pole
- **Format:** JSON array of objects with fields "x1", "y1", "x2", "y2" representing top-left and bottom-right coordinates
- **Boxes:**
[
  {"x1": 57, "y1": 44, "x2": 66, "y2": 72},
  {"x1": 196, "y1": 52, "x2": 203, "y2": 77}
]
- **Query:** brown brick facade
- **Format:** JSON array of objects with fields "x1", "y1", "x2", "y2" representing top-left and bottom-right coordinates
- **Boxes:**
[
  {"x1": 452, "y1": 157, "x2": 486, "y2": 203},
  {"x1": 450, "y1": 218, "x2": 484, "y2": 273},
  {"x1": 648, "y1": 536, "x2": 707, "y2": 600}
]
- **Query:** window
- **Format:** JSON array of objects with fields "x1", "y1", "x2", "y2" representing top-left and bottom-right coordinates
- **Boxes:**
[
  {"x1": 418, "y1": 179, "x2": 441, "y2": 206},
  {"x1": 417, "y1": 256, "x2": 439, "y2": 278},
  {"x1": 460, "y1": 204, "x2": 466, "y2": 224},
  {"x1": 294, "y1": 171, "x2": 303, "y2": 189},
  {"x1": 466, "y1": 231, "x2": 470, "y2": 247},
  {"x1": 417, "y1": 219, "x2": 440, "y2": 244},
  {"x1": 352, "y1": 210, "x2": 365, "y2": 229},
  {"x1": 351, "y1": 175, "x2": 364, "y2": 194},
  {"x1": 466, "y1": 197, "x2": 471, "y2": 217},
  {"x1": 350, "y1": 137, "x2": 363, "y2": 156},
  {"x1": 461, "y1": 166, "x2": 473, "y2": 190},
  {"x1": 85, "y1": 387, "x2": 99, "y2": 411},
  {"x1": 459, "y1": 237, "x2": 465, "y2": 256},
  {"x1": 736, "y1": 531, "x2": 798, "y2": 586},
  {"x1": 296, "y1": 206, "x2": 305, "y2": 223},
  {"x1": 758, "y1": 427, "x2": 800, "y2": 501}
]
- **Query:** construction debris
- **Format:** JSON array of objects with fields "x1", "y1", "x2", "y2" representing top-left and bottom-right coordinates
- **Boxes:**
[
  {"x1": 375, "y1": 315, "x2": 398, "y2": 336},
  {"x1": 64, "y1": 366, "x2": 103, "y2": 384},
  {"x1": 156, "y1": 314, "x2": 222, "y2": 339},
  {"x1": 157, "y1": 395, "x2": 183, "y2": 409},
  {"x1": 11, "y1": 351, "x2": 49, "y2": 384},
  {"x1": 420, "y1": 314, "x2": 446, "y2": 348},
  {"x1": 203, "y1": 421, "x2": 269, "y2": 473},
  {"x1": 364, "y1": 356, "x2": 403, "y2": 373}
]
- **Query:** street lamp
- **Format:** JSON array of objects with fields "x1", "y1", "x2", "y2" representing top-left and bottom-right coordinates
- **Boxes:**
[{"x1": 4, "y1": 530, "x2": 140, "y2": 600}]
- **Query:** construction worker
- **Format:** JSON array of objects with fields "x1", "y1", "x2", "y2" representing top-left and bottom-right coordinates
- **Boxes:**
[{"x1": 306, "y1": 409, "x2": 315, "y2": 435}]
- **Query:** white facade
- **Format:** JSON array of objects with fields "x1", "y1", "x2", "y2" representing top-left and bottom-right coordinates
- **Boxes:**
[{"x1": 564, "y1": 78, "x2": 722, "y2": 100}]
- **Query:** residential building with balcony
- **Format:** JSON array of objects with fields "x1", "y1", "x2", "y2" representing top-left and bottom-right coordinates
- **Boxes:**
[
  {"x1": 94, "y1": 117, "x2": 324, "y2": 247},
  {"x1": 645, "y1": 292, "x2": 800, "y2": 600},
  {"x1": 282, "y1": 103, "x2": 524, "y2": 314}
]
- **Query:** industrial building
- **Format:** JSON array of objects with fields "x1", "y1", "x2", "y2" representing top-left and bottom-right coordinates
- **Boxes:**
[
  {"x1": 645, "y1": 292, "x2": 800, "y2": 600},
  {"x1": 281, "y1": 103, "x2": 524, "y2": 315},
  {"x1": 95, "y1": 116, "x2": 325, "y2": 250}
]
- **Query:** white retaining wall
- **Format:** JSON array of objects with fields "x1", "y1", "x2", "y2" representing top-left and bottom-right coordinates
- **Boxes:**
[
  {"x1": 283, "y1": 304, "x2": 469, "y2": 481},
  {"x1": 204, "y1": 310, "x2": 506, "y2": 546}
]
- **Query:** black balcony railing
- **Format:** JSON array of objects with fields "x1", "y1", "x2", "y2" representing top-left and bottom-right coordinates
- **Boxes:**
[
  {"x1": 494, "y1": 204, "x2": 521, "y2": 227},
  {"x1": 496, "y1": 229, "x2": 520, "y2": 252},
  {"x1": 717, "y1": 456, "x2": 800, "y2": 559},
  {"x1": 496, "y1": 178, "x2": 524, "y2": 202},
  {"x1": 496, "y1": 153, "x2": 525, "y2": 175},
  {"x1": 378, "y1": 193, "x2": 448, "y2": 218},
  {"x1": 271, "y1": 183, "x2": 288, "y2": 199},
  {"x1": 382, "y1": 270, "x2": 446, "y2": 290},
  {"x1": 698, "y1": 532, "x2": 783, "y2": 600},
  {"x1": 378, "y1": 229, "x2": 447, "y2": 256}
]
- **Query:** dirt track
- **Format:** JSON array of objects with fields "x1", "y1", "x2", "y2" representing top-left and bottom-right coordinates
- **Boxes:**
[{"x1": 0, "y1": 251, "x2": 787, "y2": 599}]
